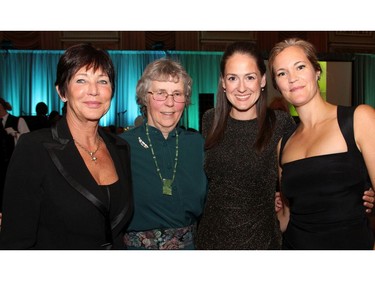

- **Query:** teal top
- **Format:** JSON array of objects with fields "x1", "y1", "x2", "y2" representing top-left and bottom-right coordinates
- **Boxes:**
[{"x1": 119, "y1": 123, "x2": 207, "y2": 249}]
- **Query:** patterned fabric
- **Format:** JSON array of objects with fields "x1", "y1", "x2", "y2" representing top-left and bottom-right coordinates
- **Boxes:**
[{"x1": 124, "y1": 224, "x2": 196, "y2": 250}]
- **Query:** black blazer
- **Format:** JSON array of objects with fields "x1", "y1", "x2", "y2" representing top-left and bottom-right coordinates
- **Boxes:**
[{"x1": 0, "y1": 117, "x2": 133, "y2": 249}]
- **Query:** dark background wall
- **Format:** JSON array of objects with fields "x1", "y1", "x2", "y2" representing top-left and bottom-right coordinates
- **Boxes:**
[{"x1": 1, "y1": 31, "x2": 375, "y2": 54}]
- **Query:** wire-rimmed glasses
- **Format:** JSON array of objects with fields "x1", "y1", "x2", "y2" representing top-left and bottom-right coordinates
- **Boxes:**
[{"x1": 147, "y1": 91, "x2": 186, "y2": 103}]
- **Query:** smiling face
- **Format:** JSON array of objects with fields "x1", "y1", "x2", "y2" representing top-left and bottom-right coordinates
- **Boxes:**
[
  {"x1": 272, "y1": 45, "x2": 321, "y2": 107},
  {"x1": 57, "y1": 66, "x2": 112, "y2": 124},
  {"x1": 222, "y1": 53, "x2": 266, "y2": 120},
  {"x1": 146, "y1": 79, "x2": 186, "y2": 138}
]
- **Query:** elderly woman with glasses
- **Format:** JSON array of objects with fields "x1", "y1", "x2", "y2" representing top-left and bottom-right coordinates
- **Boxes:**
[{"x1": 120, "y1": 58, "x2": 207, "y2": 250}]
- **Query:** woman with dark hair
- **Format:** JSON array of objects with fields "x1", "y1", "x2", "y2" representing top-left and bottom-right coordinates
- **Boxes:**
[
  {"x1": 196, "y1": 41, "x2": 374, "y2": 250},
  {"x1": 196, "y1": 41, "x2": 296, "y2": 249},
  {"x1": 0, "y1": 43, "x2": 133, "y2": 249}
]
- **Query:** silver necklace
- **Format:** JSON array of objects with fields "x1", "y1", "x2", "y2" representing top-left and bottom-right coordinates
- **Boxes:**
[
  {"x1": 145, "y1": 124, "x2": 178, "y2": 196},
  {"x1": 74, "y1": 136, "x2": 102, "y2": 162}
]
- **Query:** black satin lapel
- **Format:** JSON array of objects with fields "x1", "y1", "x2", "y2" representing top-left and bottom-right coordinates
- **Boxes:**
[
  {"x1": 43, "y1": 142, "x2": 108, "y2": 217},
  {"x1": 47, "y1": 125, "x2": 113, "y2": 247},
  {"x1": 44, "y1": 142, "x2": 113, "y2": 247}
]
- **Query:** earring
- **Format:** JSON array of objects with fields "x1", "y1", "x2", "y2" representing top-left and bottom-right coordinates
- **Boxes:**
[
  {"x1": 223, "y1": 88, "x2": 226, "y2": 93},
  {"x1": 261, "y1": 87, "x2": 265, "y2": 92}
]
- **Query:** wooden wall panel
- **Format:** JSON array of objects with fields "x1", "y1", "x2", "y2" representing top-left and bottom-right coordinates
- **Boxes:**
[
  {"x1": 60, "y1": 31, "x2": 121, "y2": 50},
  {"x1": 257, "y1": 31, "x2": 279, "y2": 54},
  {"x1": 329, "y1": 31, "x2": 375, "y2": 53},
  {"x1": 120, "y1": 31, "x2": 145, "y2": 50},
  {"x1": 40, "y1": 32, "x2": 61, "y2": 50},
  {"x1": 1, "y1": 31, "x2": 40, "y2": 49},
  {"x1": 145, "y1": 31, "x2": 175, "y2": 50},
  {"x1": 1, "y1": 31, "x2": 374, "y2": 54},
  {"x1": 200, "y1": 31, "x2": 256, "y2": 51},
  {"x1": 175, "y1": 32, "x2": 199, "y2": 51},
  {"x1": 307, "y1": 31, "x2": 329, "y2": 53}
]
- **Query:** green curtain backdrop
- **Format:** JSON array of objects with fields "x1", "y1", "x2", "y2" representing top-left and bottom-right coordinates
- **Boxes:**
[
  {"x1": 0, "y1": 50, "x2": 223, "y2": 131},
  {"x1": 1, "y1": 50, "x2": 374, "y2": 130},
  {"x1": 353, "y1": 53, "x2": 375, "y2": 107}
]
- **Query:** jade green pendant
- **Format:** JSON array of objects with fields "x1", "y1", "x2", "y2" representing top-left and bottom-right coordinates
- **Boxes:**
[{"x1": 162, "y1": 178, "x2": 173, "y2": 196}]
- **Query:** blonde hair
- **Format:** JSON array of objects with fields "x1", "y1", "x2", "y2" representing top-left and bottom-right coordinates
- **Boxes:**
[{"x1": 268, "y1": 37, "x2": 322, "y2": 90}]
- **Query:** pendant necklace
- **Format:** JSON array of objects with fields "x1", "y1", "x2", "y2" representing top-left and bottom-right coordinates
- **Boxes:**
[
  {"x1": 145, "y1": 123, "x2": 178, "y2": 196},
  {"x1": 74, "y1": 136, "x2": 102, "y2": 163}
]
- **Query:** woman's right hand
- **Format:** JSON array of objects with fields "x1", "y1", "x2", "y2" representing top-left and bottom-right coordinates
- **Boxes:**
[
  {"x1": 275, "y1": 192, "x2": 283, "y2": 213},
  {"x1": 275, "y1": 192, "x2": 290, "y2": 232}
]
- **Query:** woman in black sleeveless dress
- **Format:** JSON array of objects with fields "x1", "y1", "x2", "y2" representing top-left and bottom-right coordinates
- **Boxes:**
[{"x1": 268, "y1": 38, "x2": 375, "y2": 250}]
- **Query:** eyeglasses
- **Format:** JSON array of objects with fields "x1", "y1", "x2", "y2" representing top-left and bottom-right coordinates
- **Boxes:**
[{"x1": 147, "y1": 91, "x2": 186, "y2": 103}]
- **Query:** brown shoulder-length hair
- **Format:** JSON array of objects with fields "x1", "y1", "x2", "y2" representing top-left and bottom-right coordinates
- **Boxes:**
[
  {"x1": 55, "y1": 43, "x2": 115, "y2": 99},
  {"x1": 268, "y1": 37, "x2": 322, "y2": 91},
  {"x1": 205, "y1": 41, "x2": 275, "y2": 153}
]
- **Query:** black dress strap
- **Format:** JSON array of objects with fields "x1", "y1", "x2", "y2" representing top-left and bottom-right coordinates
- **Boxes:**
[
  {"x1": 337, "y1": 105, "x2": 357, "y2": 153},
  {"x1": 337, "y1": 105, "x2": 371, "y2": 188},
  {"x1": 279, "y1": 126, "x2": 296, "y2": 167}
]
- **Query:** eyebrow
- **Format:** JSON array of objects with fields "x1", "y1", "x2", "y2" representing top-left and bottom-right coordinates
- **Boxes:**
[
  {"x1": 151, "y1": 88, "x2": 184, "y2": 93},
  {"x1": 225, "y1": 72, "x2": 258, "y2": 76},
  {"x1": 294, "y1": 60, "x2": 306, "y2": 66},
  {"x1": 75, "y1": 72, "x2": 108, "y2": 77},
  {"x1": 276, "y1": 60, "x2": 306, "y2": 72}
]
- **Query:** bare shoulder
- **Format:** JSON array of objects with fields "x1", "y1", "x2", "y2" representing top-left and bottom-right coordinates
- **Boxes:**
[
  {"x1": 354, "y1": 104, "x2": 375, "y2": 146},
  {"x1": 354, "y1": 104, "x2": 375, "y2": 120}
]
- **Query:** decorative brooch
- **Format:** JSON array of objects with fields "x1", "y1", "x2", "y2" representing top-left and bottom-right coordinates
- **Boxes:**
[{"x1": 138, "y1": 137, "x2": 149, "y2": 149}]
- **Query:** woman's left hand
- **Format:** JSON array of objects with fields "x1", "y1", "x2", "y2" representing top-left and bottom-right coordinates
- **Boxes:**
[
  {"x1": 275, "y1": 192, "x2": 283, "y2": 213},
  {"x1": 363, "y1": 188, "x2": 375, "y2": 213}
]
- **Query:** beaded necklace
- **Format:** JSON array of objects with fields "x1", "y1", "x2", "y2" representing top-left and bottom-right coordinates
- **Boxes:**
[{"x1": 145, "y1": 123, "x2": 178, "y2": 196}]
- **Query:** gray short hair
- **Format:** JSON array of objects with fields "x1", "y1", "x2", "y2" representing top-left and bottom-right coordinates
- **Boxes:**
[{"x1": 136, "y1": 58, "x2": 192, "y2": 116}]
